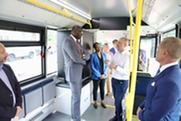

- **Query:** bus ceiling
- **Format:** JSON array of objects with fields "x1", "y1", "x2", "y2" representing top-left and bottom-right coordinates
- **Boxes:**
[{"x1": 0, "y1": 0, "x2": 181, "y2": 32}]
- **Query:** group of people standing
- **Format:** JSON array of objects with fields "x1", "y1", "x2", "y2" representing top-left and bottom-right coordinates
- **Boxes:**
[
  {"x1": 90, "y1": 37, "x2": 130, "y2": 121},
  {"x1": 62, "y1": 25, "x2": 181, "y2": 121},
  {"x1": 62, "y1": 25, "x2": 130, "y2": 121},
  {"x1": 0, "y1": 24, "x2": 181, "y2": 121}
]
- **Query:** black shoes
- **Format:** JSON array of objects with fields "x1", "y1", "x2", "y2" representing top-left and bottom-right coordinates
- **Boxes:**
[
  {"x1": 109, "y1": 116, "x2": 117, "y2": 121},
  {"x1": 93, "y1": 103, "x2": 98, "y2": 109},
  {"x1": 101, "y1": 102, "x2": 107, "y2": 108},
  {"x1": 93, "y1": 102, "x2": 107, "y2": 109}
]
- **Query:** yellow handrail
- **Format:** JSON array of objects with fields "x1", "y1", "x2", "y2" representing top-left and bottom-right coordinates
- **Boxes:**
[
  {"x1": 25, "y1": 0, "x2": 91, "y2": 25},
  {"x1": 126, "y1": 0, "x2": 143, "y2": 121}
]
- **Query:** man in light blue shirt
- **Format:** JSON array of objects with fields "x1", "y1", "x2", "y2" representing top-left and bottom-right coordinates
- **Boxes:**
[{"x1": 0, "y1": 43, "x2": 22, "y2": 121}]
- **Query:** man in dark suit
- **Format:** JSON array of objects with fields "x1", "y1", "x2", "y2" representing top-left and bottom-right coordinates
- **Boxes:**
[
  {"x1": 0, "y1": 43, "x2": 22, "y2": 121},
  {"x1": 109, "y1": 39, "x2": 118, "y2": 55},
  {"x1": 137, "y1": 37, "x2": 181, "y2": 121},
  {"x1": 62, "y1": 25, "x2": 86, "y2": 121}
]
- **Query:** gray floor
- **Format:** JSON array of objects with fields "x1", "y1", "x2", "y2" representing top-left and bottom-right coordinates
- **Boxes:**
[{"x1": 43, "y1": 93, "x2": 115, "y2": 121}]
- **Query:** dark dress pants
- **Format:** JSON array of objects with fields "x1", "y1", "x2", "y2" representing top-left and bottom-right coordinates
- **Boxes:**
[
  {"x1": 93, "y1": 79, "x2": 106, "y2": 101},
  {"x1": 112, "y1": 78, "x2": 128, "y2": 121}
]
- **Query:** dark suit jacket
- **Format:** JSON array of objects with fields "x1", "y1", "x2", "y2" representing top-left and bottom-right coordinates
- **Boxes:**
[
  {"x1": 109, "y1": 47, "x2": 116, "y2": 55},
  {"x1": 138, "y1": 65, "x2": 181, "y2": 121},
  {"x1": 0, "y1": 64, "x2": 22, "y2": 121},
  {"x1": 62, "y1": 36, "x2": 85, "y2": 82}
]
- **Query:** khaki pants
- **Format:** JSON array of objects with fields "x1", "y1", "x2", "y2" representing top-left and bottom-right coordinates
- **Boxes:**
[{"x1": 105, "y1": 69, "x2": 112, "y2": 95}]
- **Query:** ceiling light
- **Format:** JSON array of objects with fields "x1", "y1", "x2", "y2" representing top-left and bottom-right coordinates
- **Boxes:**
[{"x1": 50, "y1": 0, "x2": 91, "y2": 20}]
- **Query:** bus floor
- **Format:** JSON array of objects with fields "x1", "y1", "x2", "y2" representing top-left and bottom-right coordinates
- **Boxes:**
[{"x1": 43, "y1": 93, "x2": 139, "y2": 121}]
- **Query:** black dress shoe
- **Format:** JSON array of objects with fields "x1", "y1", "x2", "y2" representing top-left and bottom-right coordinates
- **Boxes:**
[
  {"x1": 101, "y1": 102, "x2": 106, "y2": 108},
  {"x1": 109, "y1": 116, "x2": 117, "y2": 121},
  {"x1": 93, "y1": 103, "x2": 98, "y2": 109}
]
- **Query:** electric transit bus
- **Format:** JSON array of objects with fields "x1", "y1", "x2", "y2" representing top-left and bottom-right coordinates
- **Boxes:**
[{"x1": 0, "y1": 0, "x2": 181, "y2": 121}]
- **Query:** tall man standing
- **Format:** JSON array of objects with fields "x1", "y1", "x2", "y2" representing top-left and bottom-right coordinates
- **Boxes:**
[
  {"x1": 62, "y1": 25, "x2": 86, "y2": 121},
  {"x1": 0, "y1": 43, "x2": 22, "y2": 121},
  {"x1": 108, "y1": 37, "x2": 129, "y2": 121},
  {"x1": 137, "y1": 37, "x2": 181, "y2": 121}
]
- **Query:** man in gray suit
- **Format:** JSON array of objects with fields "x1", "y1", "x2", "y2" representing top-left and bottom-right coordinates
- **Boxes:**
[{"x1": 62, "y1": 25, "x2": 86, "y2": 121}]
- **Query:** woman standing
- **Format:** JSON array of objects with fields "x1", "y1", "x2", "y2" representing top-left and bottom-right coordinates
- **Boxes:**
[
  {"x1": 102, "y1": 43, "x2": 113, "y2": 96},
  {"x1": 90, "y1": 42, "x2": 108, "y2": 109}
]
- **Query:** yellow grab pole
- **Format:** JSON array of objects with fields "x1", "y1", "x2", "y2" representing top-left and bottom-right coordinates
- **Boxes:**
[
  {"x1": 126, "y1": 0, "x2": 143, "y2": 121},
  {"x1": 125, "y1": 0, "x2": 134, "y2": 119}
]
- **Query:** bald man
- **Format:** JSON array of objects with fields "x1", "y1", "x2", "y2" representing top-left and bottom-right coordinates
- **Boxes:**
[
  {"x1": 0, "y1": 43, "x2": 22, "y2": 121},
  {"x1": 137, "y1": 37, "x2": 181, "y2": 121},
  {"x1": 108, "y1": 37, "x2": 129, "y2": 121}
]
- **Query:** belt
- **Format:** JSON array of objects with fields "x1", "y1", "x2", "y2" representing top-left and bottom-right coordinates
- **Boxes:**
[{"x1": 112, "y1": 77, "x2": 127, "y2": 82}]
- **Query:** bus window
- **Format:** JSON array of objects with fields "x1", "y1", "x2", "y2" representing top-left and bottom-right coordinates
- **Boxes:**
[
  {"x1": 0, "y1": 26, "x2": 44, "y2": 82},
  {"x1": 47, "y1": 29, "x2": 57, "y2": 74},
  {"x1": 140, "y1": 37, "x2": 156, "y2": 58},
  {"x1": 5, "y1": 46, "x2": 42, "y2": 82},
  {"x1": 0, "y1": 29, "x2": 40, "y2": 41},
  {"x1": 139, "y1": 36, "x2": 159, "y2": 76},
  {"x1": 163, "y1": 29, "x2": 176, "y2": 38}
]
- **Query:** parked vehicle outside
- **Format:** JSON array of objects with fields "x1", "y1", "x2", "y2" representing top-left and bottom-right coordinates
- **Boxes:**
[{"x1": 6, "y1": 47, "x2": 35, "y2": 61}]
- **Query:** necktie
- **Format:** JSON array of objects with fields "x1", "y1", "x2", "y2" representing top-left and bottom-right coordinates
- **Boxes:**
[
  {"x1": 155, "y1": 68, "x2": 160, "y2": 77},
  {"x1": 76, "y1": 40, "x2": 82, "y2": 54}
]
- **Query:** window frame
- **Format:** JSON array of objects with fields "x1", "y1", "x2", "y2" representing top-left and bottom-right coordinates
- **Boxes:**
[
  {"x1": 0, "y1": 20, "x2": 46, "y2": 86},
  {"x1": 162, "y1": 28, "x2": 176, "y2": 38}
]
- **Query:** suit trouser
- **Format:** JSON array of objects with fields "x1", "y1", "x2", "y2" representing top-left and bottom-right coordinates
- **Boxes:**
[
  {"x1": 0, "y1": 117, "x2": 11, "y2": 121},
  {"x1": 69, "y1": 80, "x2": 82, "y2": 121},
  {"x1": 92, "y1": 79, "x2": 106, "y2": 101},
  {"x1": 112, "y1": 78, "x2": 128, "y2": 121}
]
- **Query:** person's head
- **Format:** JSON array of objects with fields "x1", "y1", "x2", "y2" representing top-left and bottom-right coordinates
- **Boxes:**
[
  {"x1": 102, "y1": 43, "x2": 109, "y2": 52},
  {"x1": 84, "y1": 42, "x2": 91, "y2": 51},
  {"x1": 156, "y1": 37, "x2": 181, "y2": 65},
  {"x1": 0, "y1": 43, "x2": 8, "y2": 63},
  {"x1": 93, "y1": 42, "x2": 101, "y2": 52},
  {"x1": 71, "y1": 25, "x2": 83, "y2": 39},
  {"x1": 117, "y1": 37, "x2": 129, "y2": 52},
  {"x1": 112, "y1": 39, "x2": 118, "y2": 48}
]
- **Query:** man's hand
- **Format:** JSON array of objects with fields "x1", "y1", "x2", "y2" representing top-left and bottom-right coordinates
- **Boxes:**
[
  {"x1": 136, "y1": 107, "x2": 143, "y2": 118},
  {"x1": 15, "y1": 106, "x2": 22, "y2": 116},
  {"x1": 80, "y1": 54, "x2": 83, "y2": 58},
  {"x1": 104, "y1": 60, "x2": 110, "y2": 65},
  {"x1": 109, "y1": 64, "x2": 117, "y2": 69}
]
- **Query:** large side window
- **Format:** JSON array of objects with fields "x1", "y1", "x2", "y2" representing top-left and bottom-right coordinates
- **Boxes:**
[
  {"x1": 0, "y1": 20, "x2": 45, "y2": 83},
  {"x1": 5, "y1": 46, "x2": 42, "y2": 81}
]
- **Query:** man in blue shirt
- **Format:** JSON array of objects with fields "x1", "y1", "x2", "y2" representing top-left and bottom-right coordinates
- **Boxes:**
[{"x1": 109, "y1": 39, "x2": 118, "y2": 55}]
